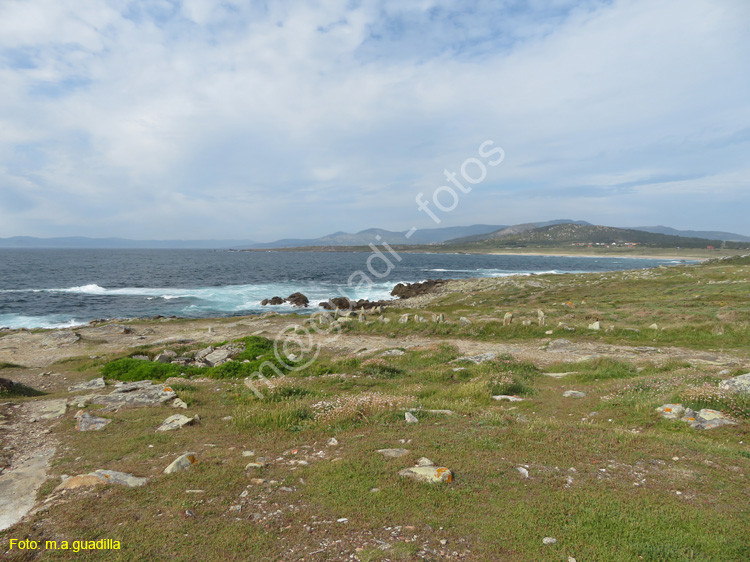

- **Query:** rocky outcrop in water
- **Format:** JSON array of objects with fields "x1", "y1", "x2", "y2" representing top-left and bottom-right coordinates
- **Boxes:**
[{"x1": 391, "y1": 279, "x2": 446, "y2": 299}]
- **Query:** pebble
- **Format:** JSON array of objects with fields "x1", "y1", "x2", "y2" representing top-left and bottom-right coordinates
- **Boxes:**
[
  {"x1": 542, "y1": 537, "x2": 557, "y2": 545},
  {"x1": 405, "y1": 412, "x2": 418, "y2": 423}
]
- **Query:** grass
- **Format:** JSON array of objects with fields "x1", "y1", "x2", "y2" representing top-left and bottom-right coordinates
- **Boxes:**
[
  {"x1": 100, "y1": 336, "x2": 289, "y2": 382},
  {"x1": 0, "y1": 361, "x2": 24, "y2": 369},
  {"x1": 0, "y1": 379, "x2": 45, "y2": 398}
]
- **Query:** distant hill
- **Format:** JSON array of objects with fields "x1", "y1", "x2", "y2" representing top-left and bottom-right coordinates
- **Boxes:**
[
  {"x1": 447, "y1": 220, "x2": 592, "y2": 244},
  {"x1": 247, "y1": 224, "x2": 506, "y2": 248},
  {"x1": 627, "y1": 226, "x2": 750, "y2": 242},
  {"x1": 444, "y1": 223, "x2": 743, "y2": 249},
  {"x1": 0, "y1": 237, "x2": 258, "y2": 249}
]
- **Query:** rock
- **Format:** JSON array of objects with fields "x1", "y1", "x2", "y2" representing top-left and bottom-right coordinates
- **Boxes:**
[
  {"x1": 522, "y1": 319, "x2": 532, "y2": 326},
  {"x1": 453, "y1": 352, "x2": 497, "y2": 365},
  {"x1": 391, "y1": 279, "x2": 445, "y2": 299},
  {"x1": 74, "y1": 410, "x2": 111, "y2": 431},
  {"x1": 656, "y1": 404, "x2": 685, "y2": 420},
  {"x1": 68, "y1": 377, "x2": 106, "y2": 392},
  {"x1": 195, "y1": 347, "x2": 214, "y2": 360},
  {"x1": 156, "y1": 414, "x2": 195, "y2": 432},
  {"x1": 92, "y1": 383, "x2": 176, "y2": 408},
  {"x1": 542, "y1": 537, "x2": 557, "y2": 545},
  {"x1": 358, "y1": 312, "x2": 367, "y2": 323},
  {"x1": 242, "y1": 450, "x2": 255, "y2": 457},
  {"x1": 90, "y1": 324, "x2": 131, "y2": 335},
  {"x1": 91, "y1": 470, "x2": 147, "y2": 487},
  {"x1": 563, "y1": 390, "x2": 586, "y2": 398},
  {"x1": 245, "y1": 457, "x2": 270, "y2": 469},
  {"x1": 588, "y1": 321, "x2": 601, "y2": 330},
  {"x1": 398, "y1": 465, "x2": 453, "y2": 484},
  {"x1": 382, "y1": 349, "x2": 405, "y2": 357},
  {"x1": 685, "y1": 409, "x2": 737, "y2": 430},
  {"x1": 416, "y1": 457, "x2": 434, "y2": 466},
  {"x1": 56, "y1": 474, "x2": 106, "y2": 490},
  {"x1": 43, "y1": 330, "x2": 80, "y2": 347},
  {"x1": 546, "y1": 339, "x2": 572, "y2": 352},
  {"x1": 163, "y1": 453, "x2": 198, "y2": 474},
  {"x1": 433, "y1": 313, "x2": 446, "y2": 323},
  {"x1": 376, "y1": 448, "x2": 410, "y2": 458},
  {"x1": 545, "y1": 330, "x2": 553, "y2": 335},
  {"x1": 172, "y1": 398, "x2": 188, "y2": 409},
  {"x1": 327, "y1": 438, "x2": 339, "y2": 447},
  {"x1": 516, "y1": 467, "x2": 529, "y2": 478},
  {"x1": 537, "y1": 310, "x2": 546, "y2": 326},
  {"x1": 503, "y1": 312, "x2": 513, "y2": 326},
  {"x1": 132, "y1": 355, "x2": 150, "y2": 361},
  {"x1": 154, "y1": 353, "x2": 172, "y2": 363},
  {"x1": 261, "y1": 296, "x2": 284, "y2": 306},
  {"x1": 459, "y1": 317, "x2": 472, "y2": 326},
  {"x1": 649, "y1": 323, "x2": 659, "y2": 330},
  {"x1": 204, "y1": 349, "x2": 231, "y2": 367},
  {"x1": 492, "y1": 395, "x2": 524, "y2": 402},
  {"x1": 56, "y1": 470, "x2": 146, "y2": 491},
  {"x1": 30, "y1": 399, "x2": 68, "y2": 420},
  {"x1": 285, "y1": 292, "x2": 309, "y2": 307},
  {"x1": 405, "y1": 412, "x2": 418, "y2": 423},
  {"x1": 719, "y1": 373, "x2": 750, "y2": 395},
  {"x1": 398, "y1": 314, "x2": 410, "y2": 324}
]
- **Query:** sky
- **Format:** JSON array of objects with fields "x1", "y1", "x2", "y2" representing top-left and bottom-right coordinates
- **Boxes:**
[{"x1": 0, "y1": 0, "x2": 748, "y2": 241}]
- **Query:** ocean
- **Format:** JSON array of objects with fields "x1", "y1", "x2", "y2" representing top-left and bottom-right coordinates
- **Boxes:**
[{"x1": 0, "y1": 249, "x2": 688, "y2": 329}]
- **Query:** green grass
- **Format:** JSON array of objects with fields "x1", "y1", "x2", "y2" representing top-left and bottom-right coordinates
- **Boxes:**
[
  {"x1": 100, "y1": 336, "x2": 290, "y2": 382},
  {"x1": 0, "y1": 361, "x2": 24, "y2": 370},
  {"x1": 0, "y1": 379, "x2": 45, "y2": 398}
]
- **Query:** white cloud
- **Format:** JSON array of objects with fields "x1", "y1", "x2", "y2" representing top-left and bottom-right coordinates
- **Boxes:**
[{"x1": 0, "y1": 0, "x2": 748, "y2": 239}]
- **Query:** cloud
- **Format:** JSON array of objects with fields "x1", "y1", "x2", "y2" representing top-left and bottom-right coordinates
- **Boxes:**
[{"x1": 0, "y1": 0, "x2": 748, "y2": 240}]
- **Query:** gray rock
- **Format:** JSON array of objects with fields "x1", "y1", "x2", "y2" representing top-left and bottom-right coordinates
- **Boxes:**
[
  {"x1": 43, "y1": 330, "x2": 80, "y2": 347},
  {"x1": 719, "y1": 373, "x2": 750, "y2": 395},
  {"x1": 92, "y1": 382, "x2": 176, "y2": 408},
  {"x1": 516, "y1": 466, "x2": 529, "y2": 478},
  {"x1": 172, "y1": 398, "x2": 188, "y2": 409},
  {"x1": 542, "y1": 537, "x2": 557, "y2": 545},
  {"x1": 154, "y1": 353, "x2": 173, "y2": 363},
  {"x1": 563, "y1": 390, "x2": 586, "y2": 398},
  {"x1": 398, "y1": 465, "x2": 453, "y2": 483},
  {"x1": 416, "y1": 457, "x2": 434, "y2": 466},
  {"x1": 68, "y1": 377, "x2": 106, "y2": 392},
  {"x1": 684, "y1": 409, "x2": 737, "y2": 430},
  {"x1": 27, "y1": 399, "x2": 67, "y2": 420},
  {"x1": 588, "y1": 321, "x2": 601, "y2": 330},
  {"x1": 503, "y1": 312, "x2": 513, "y2": 326},
  {"x1": 90, "y1": 324, "x2": 131, "y2": 335},
  {"x1": 194, "y1": 347, "x2": 215, "y2": 360},
  {"x1": 74, "y1": 410, "x2": 111, "y2": 431},
  {"x1": 376, "y1": 448, "x2": 410, "y2": 458},
  {"x1": 537, "y1": 310, "x2": 546, "y2": 326},
  {"x1": 327, "y1": 437, "x2": 339, "y2": 447},
  {"x1": 453, "y1": 352, "x2": 497, "y2": 365},
  {"x1": 131, "y1": 355, "x2": 150, "y2": 361},
  {"x1": 492, "y1": 395, "x2": 524, "y2": 402},
  {"x1": 91, "y1": 470, "x2": 147, "y2": 487},
  {"x1": 156, "y1": 414, "x2": 195, "y2": 432},
  {"x1": 655, "y1": 404, "x2": 685, "y2": 420},
  {"x1": 546, "y1": 339, "x2": 572, "y2": 352},
  {"x1": 381, "y1": 349, "x2": 405, "y2": 356},
  {"x1": 163, "y1": 453, "x2": 198, "y2": 474},
  {"x1": 398, "y1": 314, "x2": 411, "y2": 324},
  {"x1": 405, "y1": 412, "x2": 418, "y2": 423},
  {"x1": 459, "y1": 317, "x2": 472, "y2": 326}
]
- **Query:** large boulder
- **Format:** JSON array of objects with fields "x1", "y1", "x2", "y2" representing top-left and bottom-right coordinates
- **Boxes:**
[
  {"x1": 285, "y1": 292, "x2": 310, "y2": 307},
  {"x1": 69, "y1": 377, "x2": 106, "y2": 392},
  {"x1": 261, "y1": 296, "x2": 284, "y2": 306},
  {"x1": 719, "y1": 373, "x2": 750, "y2": 395},
  {"x1": 391, "y1": 279, "x2": 445, "y2": 299},
  {"x1": 91, "y1": 382, "x2": 176, "y2": 408}
]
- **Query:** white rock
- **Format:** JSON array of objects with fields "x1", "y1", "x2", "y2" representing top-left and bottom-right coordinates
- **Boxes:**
[
  {"x1": 405, "y1": 412, "x2": 418, "y2": 423},
  {"x1": 163, "y1": 453, "x2": 198, "y2": 474},
  {"x1": 542, "y1": 537, "x2": 557, "y2": 545},
  {"x1": 563, "y1": 390, "x2": 586, "y2": 398},
  {"x1": 516, "y1": 467, "x2": 529, "y2": 478}
]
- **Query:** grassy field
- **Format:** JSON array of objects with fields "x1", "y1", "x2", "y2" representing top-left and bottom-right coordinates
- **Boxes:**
[{"x1": 1, "y1": 256, "x2": 748, "y2": 561}]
